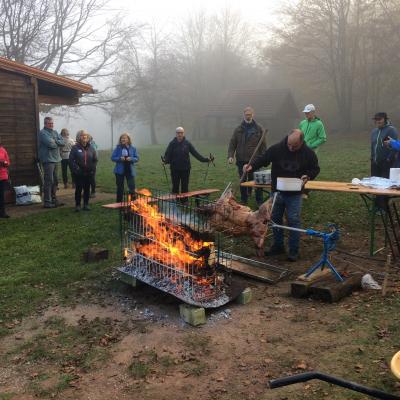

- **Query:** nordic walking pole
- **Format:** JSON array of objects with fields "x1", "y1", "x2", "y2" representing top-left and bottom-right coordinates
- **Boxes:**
[
  {"x1": 203, "y1": 153, "x2": 215, "y2": 185},
  {"x1": 240, "y1": 129, "x2": 268, "y2": 183},
  {"x1": 161, "y1": 156, "x2": 170, "y2": 186}
]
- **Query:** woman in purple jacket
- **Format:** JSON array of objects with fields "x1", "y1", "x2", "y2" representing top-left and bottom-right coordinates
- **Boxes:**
[
  {"x1": 111, "y1": 133, "x2": 139, "y2": 202},
  {"x1": 69, "y1": 130, "x2": 98, "y2": 211}
]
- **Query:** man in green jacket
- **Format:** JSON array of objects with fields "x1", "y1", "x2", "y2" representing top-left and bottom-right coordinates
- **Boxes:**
[{"x1": 299, "y1": 104, "x2": 327, "y2": 152}]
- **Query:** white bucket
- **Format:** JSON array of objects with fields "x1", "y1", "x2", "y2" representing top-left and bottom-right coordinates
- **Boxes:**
[
  {"x1": 390, "y1": 168, "x2": 400, "y2": 183},
  {"x1": 276, "y1": 177, "x2": 303, "y2": 191}
]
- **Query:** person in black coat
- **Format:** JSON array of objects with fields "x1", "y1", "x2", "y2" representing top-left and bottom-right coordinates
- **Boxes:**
[
  {"x1": 69, "y1": 130, "x2": 98, "y2": 211},
  {"x1": 244, "y1": 129, "x2": 320, "y2": 261},
  {"x1": 163, "y1": 127, "x2": 212, "y2": 195}
]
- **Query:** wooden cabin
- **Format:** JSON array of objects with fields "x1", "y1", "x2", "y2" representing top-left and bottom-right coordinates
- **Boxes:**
[
  {"x1": 202, "y1": 89, "x2": 300, "y2": 143},
  {"x1": 0, "y1": 57, "x2": 94, "y2": 199}
]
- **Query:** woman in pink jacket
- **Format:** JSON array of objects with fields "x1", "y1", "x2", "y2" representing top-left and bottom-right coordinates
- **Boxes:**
[{"x1": 0, "y1": 141, "x2": 10, "y2": 218}]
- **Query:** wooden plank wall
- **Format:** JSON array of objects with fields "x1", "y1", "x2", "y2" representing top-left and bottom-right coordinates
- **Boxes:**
[{"x1": 0, "y1": 70, "x2": 40, "y2": 187}]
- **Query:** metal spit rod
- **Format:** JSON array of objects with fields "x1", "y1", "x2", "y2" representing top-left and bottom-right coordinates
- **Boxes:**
[{"x1": 270, "y1": 223, "x2": 308, "y2": 234}]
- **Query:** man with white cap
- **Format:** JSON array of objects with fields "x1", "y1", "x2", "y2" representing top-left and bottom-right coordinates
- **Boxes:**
[
  {"x1": 299, "y1": 104, "x2": 327, "y2": 153},
  {"x1": 163, "y1": 127, "x2": 213, "y2": 196}
]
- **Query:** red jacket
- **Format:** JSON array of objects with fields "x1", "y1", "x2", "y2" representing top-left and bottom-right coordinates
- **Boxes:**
[{"x1": 0, "y1": 146, "x2": 10, "y2": 181}]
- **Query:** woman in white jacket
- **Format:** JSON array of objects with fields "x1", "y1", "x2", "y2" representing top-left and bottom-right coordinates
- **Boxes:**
[{"x1": 59, "y1": 129, "x2": 75, "y2": 188}]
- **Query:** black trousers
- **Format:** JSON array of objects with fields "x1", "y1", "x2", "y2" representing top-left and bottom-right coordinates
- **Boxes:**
[
  {"x1": 0, "y1": 180, "x2": 5, "y2": 216},
  {"x1": 74, "y1": 174, "x2": 91, "y2": 206},
  {"x1": 61, "y1": 159, "x2": 74, "y2": 185},
  {"x1": 90, "y1": 167, "x2": 96, "y2": 193},
  {"x1": 171, "y1": 169, "x2": 190, "y2": 194},
  {"x1": 236, "y1": 161, "x2": 263, "y2": 204},
  {"x1": 371, "y1": 160, "x2": 391, "y2": 178}
]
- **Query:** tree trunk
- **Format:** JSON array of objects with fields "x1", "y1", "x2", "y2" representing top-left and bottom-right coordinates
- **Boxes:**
[{"x1": 149, "y1": 115, "x2": 158, "y2": 145}]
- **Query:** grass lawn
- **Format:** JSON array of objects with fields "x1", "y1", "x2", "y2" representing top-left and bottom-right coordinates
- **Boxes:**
[
  {"x1": 98, "y1": 137, "x2": 371, "y2": 229},
  {"x1": 0, "y1": 137, "x2": 373, "y2": 326},
  {"x1": 2, "y1": 135, "x2": 400, "y2": 400}
]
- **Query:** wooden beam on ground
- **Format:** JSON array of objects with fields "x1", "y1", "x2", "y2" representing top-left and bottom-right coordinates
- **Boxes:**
[
  {"x1": 291, "y1": 268, "x2": 333, "y2": 298},
  {"x1": 309, "y1": 272, "x2": 363, "y2": 302}
]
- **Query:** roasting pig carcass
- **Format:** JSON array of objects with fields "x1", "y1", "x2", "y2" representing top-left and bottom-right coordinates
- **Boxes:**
[{"x1": 204, "y1": 189, "x2": 273, "y2": 256}]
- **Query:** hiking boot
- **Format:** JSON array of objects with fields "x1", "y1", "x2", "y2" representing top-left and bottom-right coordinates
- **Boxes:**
[
  {"x1": 43, "y1": 203, "x2": 56, "y2": 209},
  {"x1": 83, "y1": 205, "x2": 90, "y2": 211},
  {"x1": 265, "y1": 246, "x2": 285, "y2": 257}
]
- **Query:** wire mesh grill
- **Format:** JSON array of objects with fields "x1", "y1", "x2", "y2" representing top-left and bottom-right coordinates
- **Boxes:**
[{"x1": 120, "y1": 189, "x2": 235, "y2": 307}]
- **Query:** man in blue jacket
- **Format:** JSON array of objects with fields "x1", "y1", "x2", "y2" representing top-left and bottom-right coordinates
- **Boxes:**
[
  {"x1": 38, "y1": 117, "x2": 64, "y2": 208},
  {"x1": 370, "y1": 112, "x2": 398, "y2": 178}
]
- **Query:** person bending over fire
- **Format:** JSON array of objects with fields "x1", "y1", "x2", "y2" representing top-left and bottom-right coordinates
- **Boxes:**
[
  {"x1": 163, "y1": 127, "x2": 213, "y2": 196},
  {"x1": 244, "y1": 129, "x2": 320, "y2": 262}
]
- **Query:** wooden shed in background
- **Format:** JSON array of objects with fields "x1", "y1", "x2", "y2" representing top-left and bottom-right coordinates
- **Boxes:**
[
  {"x1": 0, "y1": 57, "x2": 94, "y2": 198},
  {"x1": 202, "y1": 89, "x2": 300, "y2": 143}
]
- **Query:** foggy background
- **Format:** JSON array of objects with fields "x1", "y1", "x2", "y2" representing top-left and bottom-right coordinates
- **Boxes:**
[{"x1": 4, "y1": 0, "x2": 400, "y2": 149}]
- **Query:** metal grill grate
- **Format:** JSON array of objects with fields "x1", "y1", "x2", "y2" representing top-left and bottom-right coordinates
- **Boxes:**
[{"x1": 119, "y1": 190, "x2": 238, "y2": 308}]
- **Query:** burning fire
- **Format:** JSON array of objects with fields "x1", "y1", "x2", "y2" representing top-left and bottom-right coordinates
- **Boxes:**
[{"x1": 130, "y1": 189, "x2": 214, "y2": 274}]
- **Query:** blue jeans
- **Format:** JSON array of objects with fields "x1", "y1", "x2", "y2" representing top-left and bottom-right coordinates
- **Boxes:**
[
  {"x1": 236, "y1": 162, "x2": 263, "y2": 204},
  {"x1": 271, "y1": 192, "x2": 302, "y2": 255}
]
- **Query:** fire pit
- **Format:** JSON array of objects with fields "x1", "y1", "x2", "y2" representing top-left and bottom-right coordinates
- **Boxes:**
[{"x1": 118, "y1": 189, "x2": 245, "y2": 308}]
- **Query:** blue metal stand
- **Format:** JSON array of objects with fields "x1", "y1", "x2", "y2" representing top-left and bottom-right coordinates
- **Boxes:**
[{"x1": 304, "y1": 225, "x2": 343, "y2": 282}]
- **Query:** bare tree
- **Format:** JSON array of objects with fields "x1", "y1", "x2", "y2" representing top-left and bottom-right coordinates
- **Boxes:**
[
  {"x1": 264, "y1": 0, "x2": 400, "y2": 130},
  {"x1": 113, "y1": 24, "x2": 173, "y2": 145},
  {"x1": 0, "y1": 0, "x2": 129, "y2": 81}
]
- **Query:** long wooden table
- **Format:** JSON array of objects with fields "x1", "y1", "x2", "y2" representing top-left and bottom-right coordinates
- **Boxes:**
[
  {"x1": 241, "y1": 180, "x2": 400, "y2": 196},
  {"x1": 241, "y1": 180, "x2": 400, "y2": 257}
]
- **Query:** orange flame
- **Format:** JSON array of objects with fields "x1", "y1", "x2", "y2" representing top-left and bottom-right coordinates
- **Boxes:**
[{"x1": 130, "y1": 191, "x2": 213, "y2": 275}]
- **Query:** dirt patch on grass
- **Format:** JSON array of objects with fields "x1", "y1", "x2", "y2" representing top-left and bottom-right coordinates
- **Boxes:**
[{"x1": 1, "y1": 262, "x2": 400, "y2": 400}]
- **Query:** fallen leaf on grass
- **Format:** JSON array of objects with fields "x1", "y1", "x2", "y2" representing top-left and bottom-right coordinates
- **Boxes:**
[
  {"x1": 295, "y1": 361, "x2": 307, "y2": 370},
  {"x1": 354, "y1": 363, "x2": 363, "y2": 372}
]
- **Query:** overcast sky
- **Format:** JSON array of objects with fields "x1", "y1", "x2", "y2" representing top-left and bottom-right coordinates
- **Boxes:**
[
  {"x1": 56, "y1": 0, "x2": 285, "y2": 149},
  {"x1": 113, "y1": 0, "x2": 283, "y2": 26}
]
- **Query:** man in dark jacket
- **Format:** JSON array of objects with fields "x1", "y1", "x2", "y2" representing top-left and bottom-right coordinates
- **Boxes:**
[
  {"x1": 228, "y1": 107, "x2": 266, "y2": 205},
  {"x1": 164, "y1": 127, "x2": 212, "y2": 195},
  {"x1": 370, "y1": 112, "x2": 398, "y2": 178},
  {"x1": 244, "y1": 129, "x2": 320, "y2": 261}
]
